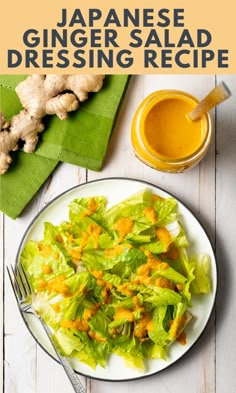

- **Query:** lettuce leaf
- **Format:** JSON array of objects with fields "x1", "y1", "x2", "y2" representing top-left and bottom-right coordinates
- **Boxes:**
[
  {"x1": 20, "y1": 239, "x2": 74, "y2": 290},
  {"x1": 54, "y1": 328, "x2": 84, "y2": 356},
  {"x1": 190, "y1": 254, "x2": 211, "y2": 294},
  {"x1": 148, "y1": 306, "x2": 170, "y2": 347}
]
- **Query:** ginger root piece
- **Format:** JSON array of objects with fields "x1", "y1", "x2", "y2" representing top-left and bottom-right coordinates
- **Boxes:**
[
  {"x1": 0, "y1": 114, "x2": 18, "y2": 175},
  {"x1": 16, "y1": 74, "x2": 105, "y2": 119},
  {"x1": 46, "y1": 94, "x2": 79, "y2": 120},
  {"x1": 0, "y1": 111, "x2": 44, "y2": 174},
  {"x1": 0, "y1": 74, "x2": 105, "y2": 175},
  {"x1": 10, "y1": 110, "x2": 45, "y2": 153}
]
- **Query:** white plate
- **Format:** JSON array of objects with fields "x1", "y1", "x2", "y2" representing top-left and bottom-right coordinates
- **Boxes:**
[{"x1": 16, "y1": 178, "x2": 217, "y2": 381}]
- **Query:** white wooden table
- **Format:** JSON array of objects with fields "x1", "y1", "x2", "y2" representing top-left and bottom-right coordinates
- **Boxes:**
[{"x1": 1, "y1": 74, "x2": 236, "y2": 393}]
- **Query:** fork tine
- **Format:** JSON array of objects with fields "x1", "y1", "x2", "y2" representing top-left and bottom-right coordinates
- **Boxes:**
[
  {"x1": 7, "y1": 264, "x2": 32, "y2": 313},
  {"x1": 9, "y1": 264, "x2": 25, "y2": 300},
  {"x1": 6, "y1": 266, "x2": 21, "y2": 304},
  {"x1": 17, "y1": 264, "x2": 29, "y2": 299},
  {"x1": 18, "y1": 262, "x2": 32, "y2": 294}
]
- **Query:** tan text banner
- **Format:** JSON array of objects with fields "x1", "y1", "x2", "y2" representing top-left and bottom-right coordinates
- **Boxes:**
[{"x1": 0, "y1": 0, "x2": 235, "y2": 73}]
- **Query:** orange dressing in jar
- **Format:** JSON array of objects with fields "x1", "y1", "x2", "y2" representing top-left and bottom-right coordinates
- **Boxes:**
[{"x1": 131, "y1": 90, "x2": 212, "y2": 172}]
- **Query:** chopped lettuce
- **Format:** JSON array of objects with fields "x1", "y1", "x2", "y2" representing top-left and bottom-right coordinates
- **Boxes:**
[
  {"x1": 21, "y1": 239, "x2": 74, "y2": 291},
  {"x1": 54, "y1": 328, "x2": 84, "y2": 356},
  {"x1": 20, "y1": 189, "x2": 212, "y2": 370},
  {"x1": 190, "y1": 254, "x2": 211, "y2": 294}
]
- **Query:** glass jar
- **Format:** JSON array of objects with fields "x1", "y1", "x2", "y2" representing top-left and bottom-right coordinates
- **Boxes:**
[{"x1": 131, "y1": 90, "x2": 212, "y2": 173}]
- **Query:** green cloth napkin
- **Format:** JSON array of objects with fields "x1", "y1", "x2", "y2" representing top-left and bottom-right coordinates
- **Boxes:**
[
  {"x1": 0, "y1": 75, "x2": 130, "y2": 219},
  {"x1": 35, "y1": 75, "x2": 130, "y2": 170},
  {"x1": 0, "y1": 153, "x2": 58, "y2": 219},
  {"x1": 0, "y1": 78, "x2": 58, "y2": 219},
  {"x1": 1, "y1": 74, "x2": 129, "y2": 170}
]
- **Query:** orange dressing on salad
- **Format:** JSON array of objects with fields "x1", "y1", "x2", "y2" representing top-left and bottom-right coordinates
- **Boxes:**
[
  {"x1": 60, "y1": 318, "x2": 89, "y2": 331},
  {"x1": 94, "y1": 276, "x2": 113, "y2": 302},
  {"x1": 117, "y1": 282, "x2": 134, "y2": 297},
  {"x1": 55, "y1": 234, "x2": 63, "y2": 243},
  {"x1": 134, "y1": 312, "x2": 154, "y2": 338},
  {"x1": 177, "y1": 330, "x2": 187, "y2": 345},
  {"x1": 37, "y1": 278, "x2": 47, "y2": 290},
  {"x1": 159, "y1": 262, "x2": 170, "y2": 270},
  {"x1": 83, "y1": 308, "x2": 95, "y2": 321},
  {"x1": 137, "y1": 253, "x2": 161, "y2": 278},
  {"x1": 90, "y1": 269, "x2": 104, "y2": 279},
  {"x1": 133, "y1": 295, "x2": 140, "y2": 308},
  {"x1": 48, "y1": 275, "x2": 70, "y2": 296},
  {"x1": 169, "y1": 315, "x2": 187, "y2": 338},
  {"x1": 161, "y1": 243, "x2": 180, "y2": 261},
  {"x1": 41, "y1": 263, "x2": 52, "y2": 274},
  {"x1": 83, "y1": 304, "x2": 100, "y2": 321},
  {"x1": 114, "y1": 307, "x2": 134, "y2": 322},
  {"x1": 114, "y1": 217, "x2": 134, "y2": 242},
  {"x1": 83, "y1": 197, "x2": 98, "y2": 217},
  {"x1": 88, "y1": 331, "x2": 107, "y2": 342},
  {"x1": 155, "y1": 227, "x2": 171, "y2": 248},
  {"x1": 144, "y1": 206, "x2": 157, "y2": 223},
  {"x1": 147, "y1": 254, "x2": 162, "y2": 270},
  {"x1": 104, "y1": 244, "x2": 124, "y2": 258},
  {"x1": 67, "y1": 233, "x2": 75, "y2": 244},
  {"x1": 51, "y1": 303, "x2": 60, "y2": 313},
  {"x1": 155, "y1": 276, "x2": 175, "y2": 290},
  {"x1": 69, "y1": 232, "x2": 89, "y2": 262},
  {"x1": 88, "y1": 223, "x2": 102, "y2": 248},
  {"x1": 37, "y1": 275, "x2": 70, "y2": 296},
  {"x1": 96, "y1": 278, "x2": 105, "y2": 286},
  {"x1": 38, "y1": 244, "x2": 52, "y2": 258},
  {"x1": 176, "y1": 284, "x2": 184, "y2": 292},
  {"x1": 151, "y1": 194, "x2": 163, "y2": 202},
  {"x1": 88, "y1": 223, "x2": 102, "y2": 237},
  {"x1": 101, "y1": 286, "x2": 112, "y2": 303},
  {"x1": 53, "y1": 251, "x2": 60, "y2": 260},
  {"x1": 69, "y1": 247, "x2": 82, "y2": 262}
]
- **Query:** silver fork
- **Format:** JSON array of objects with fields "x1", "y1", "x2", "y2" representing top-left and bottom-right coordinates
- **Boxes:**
[{"x1": 7, "y1": 263, "x2": 86, "y2": 393}]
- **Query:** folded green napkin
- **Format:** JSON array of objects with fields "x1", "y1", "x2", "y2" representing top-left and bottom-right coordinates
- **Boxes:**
[
  {"x1": 1, "y1": 74, "x2": 129, "y2": 170},
  {"x1": 0, "y1": 79, "x2": 58, "y2": 219},
  {"x1": 35, "y1": 75, "x2": 130, "y2": 170},
  {"x1": 0, "y1": 75, "x2": 130, "y2": 219},
  {"x1": 0, "y1": 153, "x2": 58, "y2": 219}
]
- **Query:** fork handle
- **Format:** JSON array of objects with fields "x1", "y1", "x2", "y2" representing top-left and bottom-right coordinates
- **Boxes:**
[{"x1": 39, "y1": 318, "x2": 86, "y2": 393}]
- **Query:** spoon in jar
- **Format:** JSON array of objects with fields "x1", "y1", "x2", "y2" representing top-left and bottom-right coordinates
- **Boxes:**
[{"x1": 188, "y1": 82, "x2": 231, "y2": 121}]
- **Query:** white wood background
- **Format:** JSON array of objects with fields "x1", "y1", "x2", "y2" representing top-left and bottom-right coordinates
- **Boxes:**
[{"x1": 1, "y1": 74, "x2": 236, "y2": 393}]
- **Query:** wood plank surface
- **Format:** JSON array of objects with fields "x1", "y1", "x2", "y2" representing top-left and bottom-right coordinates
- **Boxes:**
[
  {"x1": 215, "y1": 74, "x2": 236, "y2": 393},
  {"x1": 1, "y1": 74, "x2": 235, "y2": 393}
]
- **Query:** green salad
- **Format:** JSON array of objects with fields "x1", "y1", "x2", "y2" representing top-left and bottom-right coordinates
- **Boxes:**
[{"x1": 21, "y1": 189, "x2": 211, "y2": 370}]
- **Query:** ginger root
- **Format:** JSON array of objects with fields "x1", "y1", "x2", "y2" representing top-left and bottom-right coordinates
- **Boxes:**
[
  {"x1": 16, "y1": 74, "x2": 104, "y2": 119},
  {"x1": 10, "y1": 110, "x2": 45, "y2": 153},
  {"x1": 0, "y1": 114, "x2": 18, "y2": 175},
  {"x1": 0, "y1": 74, "x2": 105, "y2": 174}
]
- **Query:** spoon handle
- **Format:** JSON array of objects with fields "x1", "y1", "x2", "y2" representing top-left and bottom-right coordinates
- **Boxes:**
[{"x1": 189, "y1": 82, "x2": 231, "y2": 121}]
